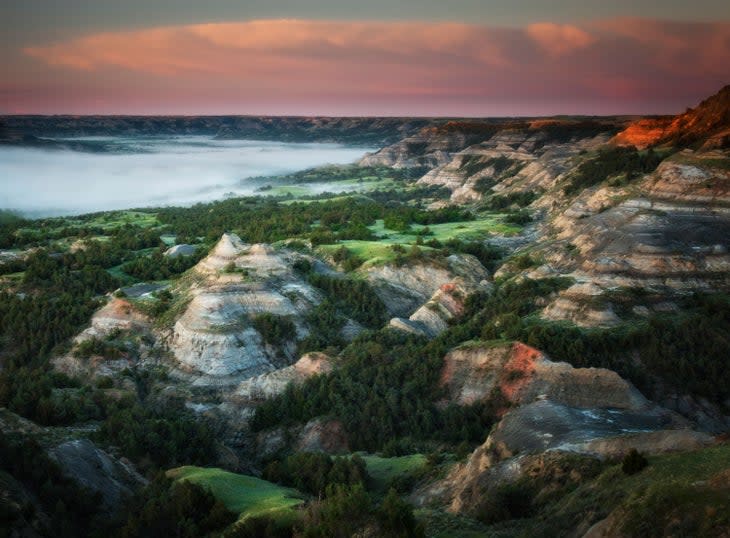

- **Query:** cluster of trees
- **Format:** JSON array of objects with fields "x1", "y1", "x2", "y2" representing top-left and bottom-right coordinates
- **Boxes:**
[
  {"x1": 251, "y1": 278, "x2": 573, "y2": 451},
  {"x1": 0, "y1": 431, "x2": 106, "y2": 537},
  {"x1": 298, "y1": 485, "x2": 423, "y2": 538},
  {"x1": 253, "y1": 313, "x2": 297, "y2": 350},
  {"x1": 483, "y1": 191, "x2": 538, "y2": 210},
  {"x1": 563, "y1": 147, "x2": 664, "y2": 195},
  {"x1": 263, "y1": 452, "x2": 368, "y2": 497},
  {"x1": 0, "y1": 209, "x2": 26, "y2": 248},
  {"x1": 115, "y1": 474, "x2": 235, "y2": 538},
  {"x1": 228, "y1": 485, "x2": 423, "y2": 538},
  {"x1": 299, "y1": 301, "x2": 347, "y2": 354},
  {"x1": 95, "y1": 403, "x2": 217, "y2": 472},
  {"x1": 252, "y1": 164, "x2": 422, "y2": 185},
  {"x1": 74, "y1": 335, "x2": 124, "y2": 359},
  {"x1": 252, "y1": 328, "x2": 500, "y2": 451},
  {"x1": 442, "y1": 239, "x2": 505, "y2": 272},
  {"x1": 503, "y1": 209, "x2": 533, "y2": 226},
  {"x1": 523, "y1": 293, "x2": 730, "y2": 405},
  {"x1": 330, "y1": 245, "x2": 366, "y2": 271},
  {"x1": 120, "y1": 247, "x2": 205, "y2": 281},
  {"x1": 306, "y1": 273, "x2": 387, "y2": 329},
  {"x1": 152, "y1": 195, "x2": 475, "y2": 249}
]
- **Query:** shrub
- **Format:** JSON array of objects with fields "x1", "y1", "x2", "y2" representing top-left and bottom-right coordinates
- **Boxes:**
[
  {"x1": 504, "y1": 210, "x2": 532, "y2": 225},
  {"x1": 475, "y1": 481, "x2": 535, "y2": 524},
  {"x1": 622, "y1": 449, "x2": 648, "y2": 475},
  {"x1": 252, "y1": 313, "x2": 297, "y2": 349}
]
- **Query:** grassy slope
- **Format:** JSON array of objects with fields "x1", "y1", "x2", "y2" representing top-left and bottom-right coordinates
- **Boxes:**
[
  {"x1": 168, "y1": 466, "x2": 305, "y2": 523},
  {"x1": 318, "y1": 217, "x2": 519, "y2": 266},
  {"x1": 418, "y1": 443, "x2": 730, "y2": 538},
  {"x1": 361, "y1": 454, "x2": 427, "y2": 493},
  {"x1": 264, "y1": 177, "x2": 402, "y2": 198},
  {"x1": 546, "y1": 443, "x2": 730, "y2": 536}
]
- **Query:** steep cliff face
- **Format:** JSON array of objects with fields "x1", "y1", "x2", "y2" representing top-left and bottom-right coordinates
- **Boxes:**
[
  {"x1": 52, "y1": 297, "x2": 154, "y2": 379},
  {"x1": 390, "y1": 277, "x2": 489, "y2": 338},
  {"x1": 438, "y1": 342, "x2": 650, "y2": 411},
  {"x1": 49, "y1": 439, "x2": 147, "y2": 512},
  {"x1": 613, "y1": 85, "x2": 730, "y2": 149},
  {"x1": 361, "y1": 120, "x2": 621, "y2": 204}
]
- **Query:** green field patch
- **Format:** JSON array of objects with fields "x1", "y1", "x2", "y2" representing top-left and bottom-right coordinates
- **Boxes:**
[
  {"x1": 317, "y1": 216, "x2": 519, "y2": 265},
  {"x1": 369, "y1": 217, "x2": 520, "y2": 242},
  {"x1": 168, "y1": 466, "x2": 305, "y2": 523},
  {"x1": 318, "y1": 240, "x2": 424, "y2": 265},
  {"x1": 160, "y1": 234, "x2": 177, "y2": 246},
  {"x1": 263, "y1": 177, "x2": 403, "y2": 201},
  {"x1": 263, "y1": 185, "x2": 313, "y2": 197},
  {"x1": 319, "y1": 216, "x2": 520, "y2": 265},
  {"x1": 279, "y1": 193, "x2": 374, "y2": 206},
  {"x1": 361, "y1": 454, "x2": 427, "y2": 493},
  {"x1": 418, "y1": 218, "x2": 520, "y2": 240}
]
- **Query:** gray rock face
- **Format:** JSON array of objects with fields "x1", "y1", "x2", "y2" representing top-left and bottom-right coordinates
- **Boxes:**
[
  {"x1": 415, "y1": 127, "x2": 612, "y2": 203},
  {"x1": 49, "y1": 439, "x2": 146, "y2": 512},
  {"x1": 167, "y1": 235, "x2": 324, "y2": 385},
  {"x1": 535, "y1": 149, "x2": 730, "y2": 327},
  {"x1": 390, "y1": 276, "x2": 490, "y2": 338},
  {"x1": 231, "y1": 352, "x2": 333, "y2": 403},
  {"x1": 364, "y1": 254, "x2": 489, "y2": 318},
  {"x1": 359, "y1": 123, "x2": 490, "y2": 169},
  {"x1": 488, "y1": 400, "x2": 685, "y2": 456},
  {"x1": 255, "y1": 418, "x2": 350, "y2": 459}
]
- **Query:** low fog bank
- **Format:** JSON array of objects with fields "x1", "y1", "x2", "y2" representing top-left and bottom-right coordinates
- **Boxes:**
[{"x1": 0, "y1": 136, "x2": 371, "y2": 217}]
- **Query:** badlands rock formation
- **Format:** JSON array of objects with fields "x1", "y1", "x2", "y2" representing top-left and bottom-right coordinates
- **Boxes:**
[
  {"x1": 365, "y1": 253, "x2": 489, "y2": 318},
  {"x1": 439, "y1": 342, "x2": 651, "y2": 411},
  {"x1": 52, "y1": 297, "x2": 153, "y2": 379},
  {"x1": 231, "y1": 352, "x2": 333, "y2": 404},
  {"x1": 167, "y1": 234, "x2": 324, "y2": 385},
  {"x1": 389, "y1": 277, "x2": 489, "y2": 337},
  {"x1": 417, "y1": 123, "x2": 614, "y2": 203},
  {"x1": 164, "y1": 243, "x2": 198, "y2": 258},
  {"x1": 613, "y1": 84, "x2": 730, "y2": 150},
  {"x1": 360, "y1": 121, "x2": 516, "y2": 169},
  {"x1": 536, "y1": 149, "x2": 730, "y2": 326},
  {"x1": 418, "y1": 341, "x2": 712, "y2": 514}
]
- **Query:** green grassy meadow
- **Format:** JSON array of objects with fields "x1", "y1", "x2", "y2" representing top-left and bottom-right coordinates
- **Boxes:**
[{"x1": 168, "y1": 466, "x2": 305, "y2": 523}]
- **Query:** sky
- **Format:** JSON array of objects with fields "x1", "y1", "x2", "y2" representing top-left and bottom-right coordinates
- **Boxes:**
[{"x1": 2, "y1": 1, "x2": 730, "y2": 116}]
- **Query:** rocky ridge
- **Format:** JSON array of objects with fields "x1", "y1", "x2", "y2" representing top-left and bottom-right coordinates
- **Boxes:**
[
  {"x1": 418, "y1": 342, "x2": 714, "y2": 514},
  {"x1": 613, "y1": 84, "x2": 730, "y2": 150}
]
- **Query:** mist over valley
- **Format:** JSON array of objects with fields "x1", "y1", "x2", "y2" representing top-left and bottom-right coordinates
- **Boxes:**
[{"x1": 0, "y1": 135, "x2": 371, "y2": 216}]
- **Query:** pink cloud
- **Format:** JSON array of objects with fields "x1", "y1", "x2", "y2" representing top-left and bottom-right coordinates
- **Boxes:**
[
  {"x1": 526, "y1": 22, "x2": 595, "y2": 56},
  {"x1": 12, "y1": 18, "x2": 730, "y2": 115}
]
